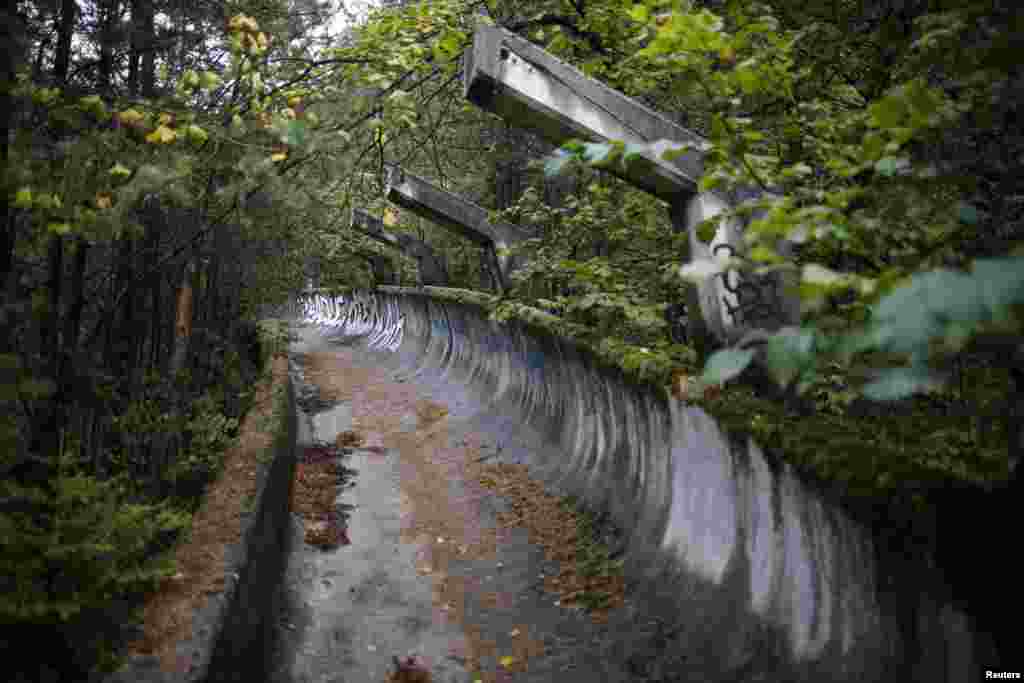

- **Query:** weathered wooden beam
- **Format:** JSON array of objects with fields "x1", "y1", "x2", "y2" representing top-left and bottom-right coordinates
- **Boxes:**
[
  {"x1": 350, "y1": 208, "x2": 448, "y2": 286},
  {"x1": 384, "y1": 164, "x2": 536, "y2": 291}
]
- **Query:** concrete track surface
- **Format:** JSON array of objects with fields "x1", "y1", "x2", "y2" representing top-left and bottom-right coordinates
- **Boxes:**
[{"x1": 270, "y1": 324, "x2": 669, "y2": 683}]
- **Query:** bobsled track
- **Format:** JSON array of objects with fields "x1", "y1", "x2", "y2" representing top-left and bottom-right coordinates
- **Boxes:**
[{"x1": 275, "y1": 287, "x2": 997, "y2": 683}]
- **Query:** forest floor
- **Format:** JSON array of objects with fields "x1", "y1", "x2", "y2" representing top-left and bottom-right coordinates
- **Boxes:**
[{"x1": 269, "y1": 325, "x2": 682, "y2": 683}]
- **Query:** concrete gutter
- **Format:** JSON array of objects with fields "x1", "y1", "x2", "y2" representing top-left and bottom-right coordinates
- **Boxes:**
[{"x1": 103, "y1": 360, "x2": 297, "y2": 683}]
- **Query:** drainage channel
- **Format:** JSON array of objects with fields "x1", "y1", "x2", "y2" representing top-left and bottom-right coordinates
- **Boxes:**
[{"x1": 268, "y1": 323, "x2": 677, "y2": 683}]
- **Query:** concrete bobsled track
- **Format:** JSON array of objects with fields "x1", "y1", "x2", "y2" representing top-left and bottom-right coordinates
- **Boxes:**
[{"x1": 274, "y1": 289, "x2": 995, "y2": 682}]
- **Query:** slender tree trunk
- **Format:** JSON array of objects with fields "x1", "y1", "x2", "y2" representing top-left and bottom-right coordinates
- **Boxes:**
[
  {"x1": 0, "y1": 7, "x2": 26, "y2": 299},
  {"x1": 63, "y1": 237, "x2": 89, "y2": 357},
  {"x1": 138, "y1": 0, "x2": 156, "y2": 99},
  {"x1": 53, "y1": 0, "x2": 78, "y2": 86},
  {"x1": 97, "y1": 0, "x2": 120, "y2": 93},
  {"x1": 128, "y1": 0, "x2": 155, "y2": 98},
  {"x1": 106, "y1": 234, "x2": 134, "y2": 377},
  {"x1": 169, "y1": 260, "x2": 194, "y2": 380}
]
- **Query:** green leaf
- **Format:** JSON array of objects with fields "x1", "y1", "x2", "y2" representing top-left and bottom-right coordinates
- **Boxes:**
[
  {"x1": 622, "y1": 143, "x2": 646, "y2": 166},
  {"x1": 678, "y1": 258, "x2": 726, "y2": 283},
  {"x1": 735, "y1": 64, "x2": 759, "y2": 94},
  {"x1": 14, "y1": 188, "x2": 33, "y2": 208},
  {"x1": 581, "y1": 142, "x2": 609, "y2": 163},
  {"x1": 869, "y1": 95, "x2": 906, "y2": 129},
  {"x1": 109, "y1": 163, "x2": 132, "y2": 180},
  {"x1": 701, "y1": 347, "x2": 757, "y2": 385},
  {"x1": 19, "y1": 378, "x2": 58, "y2": 398},
  {"x1": 627, "y1": 4, "x2": 649, "y2": 23},
  {"x1": 544, "y1": 150, "x2": 573, "y2": 177},
  {"x1": 696, "y1": 218, "x2": 717, "y2": 244},
  {"x1": 801, "y1": 263, "x2": 846, "y2": 287},
  {"x1": 862, "y1": 367, "x2": 944, "y2": 401},
  {"x1": 749, "y1": 245, "x2": 783, "y2": 263},
  {"x1": 956, "y1": 202, "x2": 980, "y2": 225},
  {"x1": 763, "y1": 327, "x2": 816, "y2": 388},
  {"x1": 874, "y1": 157, "x2": 910, "y2": 176},
  {"x1": 284, "y1": 120, "x2": 308, "y2": 147},
  {"x1": 659, "y1": 140, "x2": 700, "y2": 162}
]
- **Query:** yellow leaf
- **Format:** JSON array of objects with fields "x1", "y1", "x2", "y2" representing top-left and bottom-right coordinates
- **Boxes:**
[
  {"x1": 118, "y1": 108, "x2": 144, "y2": 126},
  {"x1": 158, "y1": 112, "x2": 174, "y2": 126},
  {"x1": 145, "y1": 125, "x2": 177, "y2": 144},
  {"x1": 383, "y1": 207, "x2": 398, "y2": 227},
  {"x1": 271, "y1": 151, "x2": 287, "y2": 162},
  {"x1": 499, "y1": 655, "x2": 515, "y2": 669}
]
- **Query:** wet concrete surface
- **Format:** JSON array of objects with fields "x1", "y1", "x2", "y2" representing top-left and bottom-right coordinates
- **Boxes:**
[{"x1": 269, "y1": 324, "x2": 679, "y2": 683}]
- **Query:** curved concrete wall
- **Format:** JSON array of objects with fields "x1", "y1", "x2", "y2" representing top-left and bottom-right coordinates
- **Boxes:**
[{"x1": 296, "y1": 289, "x2": 993, "y2": 682}]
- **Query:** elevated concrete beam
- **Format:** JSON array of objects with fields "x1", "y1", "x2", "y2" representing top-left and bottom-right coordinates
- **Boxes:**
[
  {"x1": 385, "y1": 164, "x2": 535, "y2": 247},
  {"x1": 350, "y1": 208, "x2": 449, "y2": 286},
  {"x1": 384, "y1": 165, "x2": 537, "y2": 291},
  {"x1": 464, "y1": 24, "x2": 708, "y2": 202}
]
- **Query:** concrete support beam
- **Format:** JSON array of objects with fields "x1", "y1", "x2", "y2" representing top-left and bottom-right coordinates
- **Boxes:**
[
  {"x1": 350, "y1": 208, "x2": 449, "y2": 287},
  {"x1": 464, "y1": 24, "x2": 800, "y2": 352},
  {"x1": 384, "y1": 164, "x2": 537, "y2": 291},
  {"x1": 355, "y1": 249, "x2": 396, "y2": 285},
  {"x1": 464, "y1": 24, "x2": 707, "y2": 202}
]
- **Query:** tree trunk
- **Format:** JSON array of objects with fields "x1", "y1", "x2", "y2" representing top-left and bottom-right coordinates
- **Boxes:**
[
  {"x1": 54, "y1": 0, "x2": 78, "y2": 85},
  {"x1": 0, "y1": 7, "x2": 26, "y2": 295},
  {"x1": 63, "y1": 237, "x2": 89, "y2": 358},
  {"x1": 97, "y1": 0, "x2": 120, "y2": 93},
  {"x1": 128, "y1": 0, "x2": 155, "y2": 98},
  {"x1": 169, "y1": 260, "x2": 195, "y2": 379}
]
